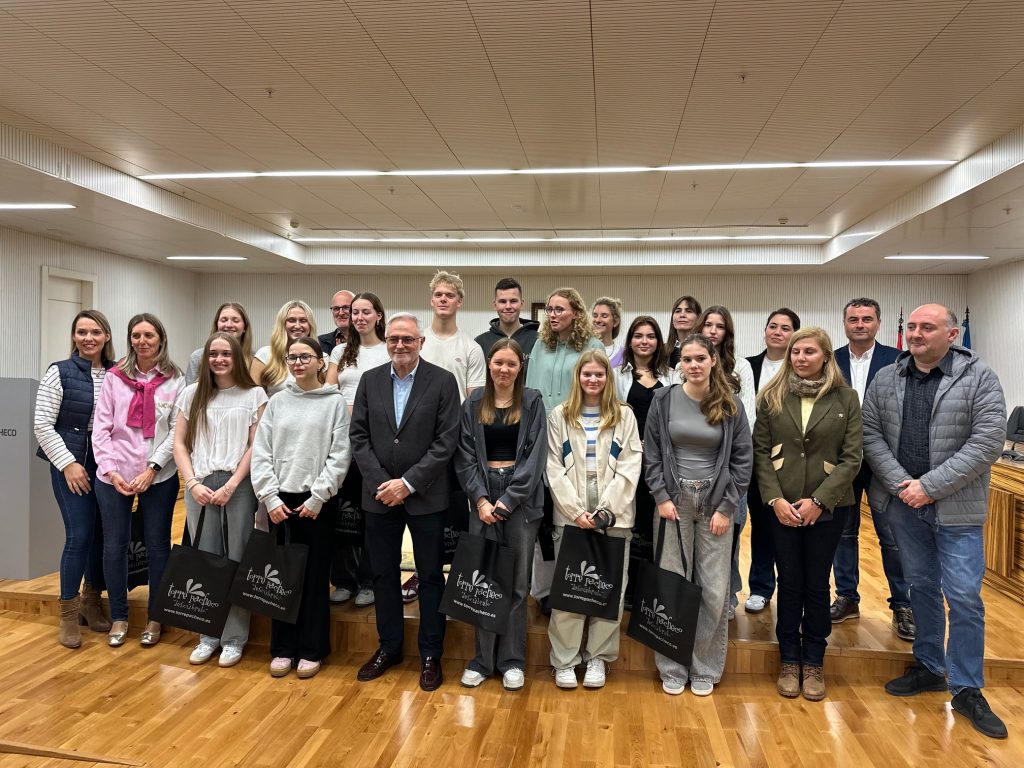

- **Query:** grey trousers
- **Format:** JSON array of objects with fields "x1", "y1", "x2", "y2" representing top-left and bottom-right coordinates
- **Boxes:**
[
  {"x1": 654, "y1": 480, "x2": 731, "y2": 685},
  {"x1": 547, "y1": 524, "x2": 631, "y2": 668},
  {"x1": 184, "y1": 470, "x2": 256, "y2": 648}
]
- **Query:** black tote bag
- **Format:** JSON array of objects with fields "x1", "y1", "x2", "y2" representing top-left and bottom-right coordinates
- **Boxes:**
[
  {"x1": 150, "y1": 506, "x2": 238, "y2": 637},
  {"x1": 126, "y1": 511, "x2": 150, "y2": 590},
  {"x1": 229, "y1": 520, "x2": 308, "y2": 623},
  {"x1": 548, "y1": 525, "x2": 626, "y2": 620},
  {"x1": 440, "y1": 526, "x2": 515, "y2": 633},
  {"x1": 334, "y1": 495, "x2": 365, "y2": 547},
  {"x1": 626, "y1": 517, "x2": 703, "y2": 667}
]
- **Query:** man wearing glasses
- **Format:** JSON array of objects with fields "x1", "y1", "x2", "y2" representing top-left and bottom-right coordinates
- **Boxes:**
[
  {"x1": 318, "y1": 289, "x2": 354, "y2": 357},
  {"x1": 349, "y1": 313, "x2": 461, "y2": 691}
]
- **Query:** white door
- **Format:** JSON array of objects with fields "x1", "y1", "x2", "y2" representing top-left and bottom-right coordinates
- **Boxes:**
[{"x1": 40, "y1": 269, "x2": 95, "y2": 375}]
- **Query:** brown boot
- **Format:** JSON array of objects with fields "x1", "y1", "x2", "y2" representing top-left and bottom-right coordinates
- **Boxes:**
[
  {"x1": 80, "y1": 584, "x2": 111, "y2": 632},
  {"x1": 802, "y1": 665, "x2": 826, "y2": 701},
  {"x1": 59, "y1": 597, "x2": 82, "y2": 649},
  {"x1": 777, "y1": 662, "x2": 801, "y2": 698}
]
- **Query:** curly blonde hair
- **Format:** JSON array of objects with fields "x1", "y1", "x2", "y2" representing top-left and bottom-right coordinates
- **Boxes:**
[{"x1": 538, "y1": 287, "x2": 595, "y2": 352}]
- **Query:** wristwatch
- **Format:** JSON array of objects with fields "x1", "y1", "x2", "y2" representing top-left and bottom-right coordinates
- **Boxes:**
[
  {"x1": 147, "y1": 461, "x2": 162, "y2": 472},
  {"x1": 811, "y1": 496, "x2": 829, "y2": 513}
]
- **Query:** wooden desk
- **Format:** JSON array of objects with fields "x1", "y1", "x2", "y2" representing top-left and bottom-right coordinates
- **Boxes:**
[{"x1": 983, "y1": 444, "x2": 1024, "y2": 603}]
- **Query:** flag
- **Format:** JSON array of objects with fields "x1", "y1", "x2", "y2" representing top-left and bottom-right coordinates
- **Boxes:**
[
  {"x1": 896, "y1": 307, "x2": 904, "y2": 351},
  {"x1": 962, "y1": 307, "x2": 971, "y2": 349}
]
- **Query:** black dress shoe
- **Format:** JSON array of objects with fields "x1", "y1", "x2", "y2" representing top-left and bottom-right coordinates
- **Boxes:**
[
  {"x1": 357, "y1": 647, "x2": 403, "y2": 682},
  {"x1": 420, "y1": 657, "x2": 443, "y2": 691},
  {"x1": 952, "y1": 688, "x2": 1008, "y2": 739},
  {"x1": 891, "y1": 606, "x2": 916, "y2": 641},
  {"x1": 829, "y1": 596, "x2": 860, "y2": 623}
]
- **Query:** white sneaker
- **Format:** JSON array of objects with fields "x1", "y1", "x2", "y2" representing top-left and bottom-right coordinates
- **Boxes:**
[
  {"x1": 461, "y1": 668, "x2": 486, "y2": 688},
  {"x1": 745, "y1": 594, "x2": 768, "y2": 613},
  {"x1": 218, "y1": 645, "x2": 244, "y2": 668},
  {"x1": 354, "y1": 588, "x2": 375, "y2": 607},
  {"x1": 554, "y1": 667, "x2": 578, "y2": 689},
  {"x1": 727, "y1": 604, "x2": 736, "y2": 621},
  {"x1": 690, "y1": 679, "x2": 714, "y2": 696},
  {"x1": 583, "y1": 658, "x2": 606, "y2": 688},
  {"x1": 330, "y1": 588, "x2": 353, "y2": 604},
  {"x1": 502, "y1": 668, "x2": 525, "y2": 691},
  {"x1": 189, "y1": 640, "x2": 219, "y2": 665},
  {"x1": 662, "y1": 679, "x2": 685, "y2": 695}
]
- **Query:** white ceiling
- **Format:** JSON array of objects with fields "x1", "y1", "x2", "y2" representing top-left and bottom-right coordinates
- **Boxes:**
[{"x1": 2, "y1": 0, "x2": 1024, "y2": 274}]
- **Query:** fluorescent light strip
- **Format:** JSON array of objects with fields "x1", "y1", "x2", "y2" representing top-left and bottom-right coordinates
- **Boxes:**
[
  {"x1": 884, "y1": 255, "x2": 988, "y2": 261},
  {"x1": 166, "y1": 256, "x2": 248, "y2": 261},
  {"x1": 297, "y1": 234, "x2": 829, "y2": 244},
  {"x1": 0, "y1": 203, "x2": 76, "y2": 210},
  {"x1": 140, "y1": 159, "x2": 955, "y2": 181}
]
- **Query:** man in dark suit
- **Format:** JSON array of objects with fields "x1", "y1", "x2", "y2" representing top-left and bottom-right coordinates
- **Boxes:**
[
  {"x1": 318, "y1": 289, "x2": 354, "y2": 357},
  {"x1": 744, "y1": 307, "x2": 800, "y2": 615},
  {"x1": 350, "y1": 312, "x2": 461, "y2": 691},
  {"x1": 830, "y1": 298, "x2": 912, "y2": 640}
]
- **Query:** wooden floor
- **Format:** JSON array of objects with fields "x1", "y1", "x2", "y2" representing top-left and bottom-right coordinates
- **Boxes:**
[{"x1": 1, "y1": 505, "x2": 1022, "y2": 767}]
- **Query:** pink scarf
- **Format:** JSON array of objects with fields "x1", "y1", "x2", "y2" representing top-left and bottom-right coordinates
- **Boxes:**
[{"x1": 111, "y1": 366, "x2": 169, "y2": 438}]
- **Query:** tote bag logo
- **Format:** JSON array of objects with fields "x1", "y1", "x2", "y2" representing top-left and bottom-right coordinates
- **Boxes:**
[
  {"x1": 639, "y1": 596, "x2": 684, "y2": 636},
  {"x1": 455, "y1": 569, "x2": 504, "y2": 606},
  {"x1": 245, "y1": 562, "x2": 293, "y2": 598},
  {"x1": 564, "y1": 560, "x2": 615, "y2": 594},
  {"x1": 166, "y1": 578, "x2": 220, "y2": 610}
]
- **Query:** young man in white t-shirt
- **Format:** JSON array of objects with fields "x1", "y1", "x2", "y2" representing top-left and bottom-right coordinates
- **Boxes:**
[{"x1": 402, "y1": 271, "x2": 486, "y2": 603}]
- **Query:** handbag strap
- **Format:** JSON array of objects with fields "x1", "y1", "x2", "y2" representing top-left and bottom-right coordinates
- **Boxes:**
[
  {"x1": 186, "y1": 503, "x2": 230, "y2": 549},
  {"x1": 655, "y1": 516, "x2": 688, "y2": 577}
]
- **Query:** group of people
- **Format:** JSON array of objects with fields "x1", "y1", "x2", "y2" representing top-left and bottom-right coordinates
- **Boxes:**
[{"x1": 33, "y1": 273, "x2": 1009, "y2": 740}]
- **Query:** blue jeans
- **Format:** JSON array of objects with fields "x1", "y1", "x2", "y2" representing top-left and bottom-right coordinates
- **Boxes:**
[
  {"x1": 747, "y1": 477, "x2": 776, "y2": 598},
  {"x1": 887, "y1": 498, "x2": 985, "y2": 692},
  {"x1": 729, "y1": 493, "x2": 748, "y2": 609},
  {"x1": 832, "y1": 465, "x2": 910, "y2": 608},
  {"x1": 95, "y1": 476, "x2": 179, "y2": 621},
  {"x1": 50, "y1": 450, "x2": 105, "y2": 600}
]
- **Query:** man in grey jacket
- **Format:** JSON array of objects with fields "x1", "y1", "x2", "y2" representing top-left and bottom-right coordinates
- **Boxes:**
[{"x1": 862, "y1": 303, "x2": 1007, "y2": 739}]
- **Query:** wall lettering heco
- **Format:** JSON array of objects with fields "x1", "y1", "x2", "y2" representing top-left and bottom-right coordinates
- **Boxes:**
[{"x1": 0, "y1": 428, "x2": 17, "y2": 437}]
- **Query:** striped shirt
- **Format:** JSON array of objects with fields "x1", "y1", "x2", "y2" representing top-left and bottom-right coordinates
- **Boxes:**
[
  {"x1": 581, "y1": 406, "x2": 601, "y2": 473},
  {"x1": 33, "y1": 363, "x2": 107, "y2": 471}
]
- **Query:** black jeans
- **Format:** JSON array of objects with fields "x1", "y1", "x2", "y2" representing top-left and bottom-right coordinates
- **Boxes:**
[
  {"x1": 330, "y1": 465, "x2": 373, "y2": 591},
  {"x1": 746, "y1": 476, "x2": 777, "y2": 599},
  {"x1": 365, "y1": 505, "x2": 446, "y2": 659},
  {"x1": 270, "y1": 491, "x2": 336, "y2": 662},
  {"x1": 771, "y1": 505, "x2": 849, "y2": 666}
]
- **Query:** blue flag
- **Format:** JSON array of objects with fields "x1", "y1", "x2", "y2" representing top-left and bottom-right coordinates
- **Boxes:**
[{"x1": 961, "y1": 307, "x2": 971, "y2": 349}]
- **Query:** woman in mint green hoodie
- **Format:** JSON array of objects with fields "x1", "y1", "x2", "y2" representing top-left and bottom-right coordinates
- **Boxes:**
[{"x1": 250, "y1": 337, "x2": 352, "y2": 680}]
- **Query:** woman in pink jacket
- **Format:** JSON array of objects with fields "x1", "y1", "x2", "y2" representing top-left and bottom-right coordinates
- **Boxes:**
[{"x1": 93, "y1": 313, "x2": 184, "y2": 648}]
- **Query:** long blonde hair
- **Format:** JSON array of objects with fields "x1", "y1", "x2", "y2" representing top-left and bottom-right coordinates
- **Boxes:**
[
  {"x1": 563, "y1": 350, "x2": 621, "y2": 430},
  {"x1": 538, "y1": 287, "x2": 595, "y2": 352},
  {"x1": 261, "y1": 300, "x2": 316, "y2": 389},
  {"x1": 756, "y1": 326, "x2": 847, "y2": 416}
]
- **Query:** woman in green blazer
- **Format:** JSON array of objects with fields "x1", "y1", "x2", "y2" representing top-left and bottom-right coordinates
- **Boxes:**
[{"x1": 752, "y1": 327, "x2": 862, "y2": 703}]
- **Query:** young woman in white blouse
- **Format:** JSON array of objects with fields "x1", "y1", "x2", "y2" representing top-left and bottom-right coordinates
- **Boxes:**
[
  {"x1": 184, "y1": 303, "x2": 254, "y2": 385},
  {"x1": 251, "y1": 300, "x2": 317, "y2": 396},
  {"x1": 173, "y1": 332, "x2": 268, "y2": 668},
  {"x1": 591, "y1": 296, "x2": 624, "y2": 367},
  {"x1": 324, "y1": 291, "x2": 389, "y2": 608},
  {"x1": 696, "y1": 306, "x2": 756, "y2": 620},
  {"x1": 34, "y1": 310, "x2": 116, "y2": 648}
]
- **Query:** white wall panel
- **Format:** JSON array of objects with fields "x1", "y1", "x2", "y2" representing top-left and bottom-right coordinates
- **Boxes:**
[
  {"x1": 196, "y1": 271, "x2": 964, "y2": 359},
  {"x1": 0, "y1": 226, "x2": 197, "y2": 378},
  {"x1": 968, "y1": 261, "x2": 1024, "y2": 411}
]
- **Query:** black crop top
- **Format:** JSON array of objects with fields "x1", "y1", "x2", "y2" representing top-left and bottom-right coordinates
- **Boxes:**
[{"x1": 483, "y1": 407, "x2": 520, "y2": 461}]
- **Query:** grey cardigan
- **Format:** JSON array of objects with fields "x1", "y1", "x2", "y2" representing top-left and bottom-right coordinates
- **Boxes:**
[
  {"x1": 454, "y1": 387, "x2": 548, "y2": 522},
  {"x1": 643, "y1": 384, "x2": 753, "y2": 519},
  {"x1": 862, "y1": 345, "x2": 1005, "y2": 526}
]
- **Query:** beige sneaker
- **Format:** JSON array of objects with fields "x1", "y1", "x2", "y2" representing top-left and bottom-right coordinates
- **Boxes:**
[
  {"x1": 777, "y1": 662, "x2": 801, "y2": 698},
  {"x1": 802, "y1": 665, "x2": 826, "y2": 701}
]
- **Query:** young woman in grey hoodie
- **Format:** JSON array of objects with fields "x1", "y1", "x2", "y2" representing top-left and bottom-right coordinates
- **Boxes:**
[{"x1": 250, "y1": 337, "x2": 352, "y2": 679}]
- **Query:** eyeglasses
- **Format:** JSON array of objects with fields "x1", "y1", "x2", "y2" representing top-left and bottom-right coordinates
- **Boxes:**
[
  {"x1": 385, "y1": 336, "x2": 420, "y2": 346},
  {"x1": 331, "y1": 305, "x2": 352, "y2": 314},
  {"x1": 545, "y1": 306, "x2": 569, "y2": 315},
  {"x1": 284, "y1": 354, "x2": 315, "y2": 365}
]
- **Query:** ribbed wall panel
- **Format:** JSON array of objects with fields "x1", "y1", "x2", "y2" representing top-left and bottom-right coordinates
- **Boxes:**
[
  {"x1": 0, "y1": 226, "x2": 197, "y2": 378},
  {"x1": 196, "y1": 271, "x2": 965, "y2": 360},
  {"x1": 967, "y1": 261, "x2": 1024, "y2": 410}
]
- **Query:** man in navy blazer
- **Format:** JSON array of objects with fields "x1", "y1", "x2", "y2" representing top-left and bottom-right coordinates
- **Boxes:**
[
  {"x1": 830, "y1": 298, "x2": 913, "y2": 640},
  {"x1": 350, "y1": 312, "x2": 461, "y2": 691}
]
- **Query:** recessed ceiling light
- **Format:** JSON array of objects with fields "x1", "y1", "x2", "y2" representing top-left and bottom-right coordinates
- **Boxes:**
[
  {"x1": 0, "y1": 203, "x2": 76, "y2": 210},
  {"x1": 296, "y1": 234, "x2": 829, "y2": 244},
  {"x1": 139, "y1": 159, "x2": 954, "y2": 181},
  {"x1": 166, "y1": 256, "x2": 248, "y2": 261},
  {"x1": 884, "y1": 255, "x2": 989, "y2": 261}
]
